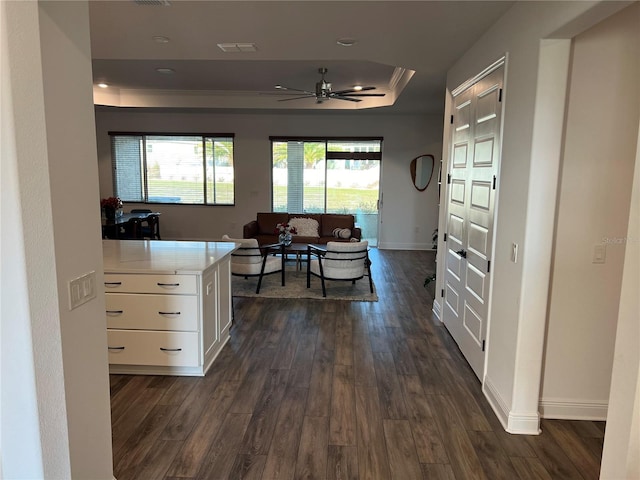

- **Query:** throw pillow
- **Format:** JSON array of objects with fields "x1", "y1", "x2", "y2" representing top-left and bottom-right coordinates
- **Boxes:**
[
  {"x1": 289, "y1": 217, "x2": 319, "y2": 237},
  {"x1": 332, "y1": 227, "x2": 352, "y2": 239}
]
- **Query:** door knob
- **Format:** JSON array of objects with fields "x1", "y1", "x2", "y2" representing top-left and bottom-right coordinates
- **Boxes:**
[{"x1": 455, "y1": 249, "x2": 467, "y2": 258}]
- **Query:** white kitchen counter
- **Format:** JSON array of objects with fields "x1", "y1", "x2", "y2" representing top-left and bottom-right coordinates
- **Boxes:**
[
  {"x1": 102, "y1": 239, "x2": 238, "y2": 376},
  {"x1": 102, "y1": 239, "x2": 238, "y2": 275}
]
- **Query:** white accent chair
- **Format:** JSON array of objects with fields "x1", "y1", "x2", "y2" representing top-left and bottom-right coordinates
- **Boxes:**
[
  {"x1": 222, "y1": 235, "x2": 284, "y2": 294},
  {"x1": 306, "y1": 241, "x2": 373, "y2": 297}
]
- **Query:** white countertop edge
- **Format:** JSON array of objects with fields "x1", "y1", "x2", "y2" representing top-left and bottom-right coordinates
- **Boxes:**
[{"x1": 102, "y1": 239, "x2": 240, "y2": 275}]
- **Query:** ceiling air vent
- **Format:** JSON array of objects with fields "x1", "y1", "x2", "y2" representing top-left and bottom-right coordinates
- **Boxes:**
[
  {"x1": 217, "y1": 43, "x2": 257, "y2": 53},
  {"x1": 133, "y1": 0, "x2": 171, "y2": 6}
]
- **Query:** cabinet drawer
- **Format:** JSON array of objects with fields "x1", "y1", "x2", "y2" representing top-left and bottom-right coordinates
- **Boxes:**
[
  {"x1": 107, "y1": 330, "x2": 199, "y2": 367},
  {"x1": 106, "y1": 294, "x2": 198, "y2": 331},
  {"x1": 104, "y1": 274, "x2": 197, "y2": 295}
]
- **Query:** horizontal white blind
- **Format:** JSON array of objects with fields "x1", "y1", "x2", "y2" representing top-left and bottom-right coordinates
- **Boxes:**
[
  {"x1": 112, "y1": 135, "x2": 144, "y2": 202},
  {"x1": 111, "y1": 134, "x2": 234, "y2": 205}
]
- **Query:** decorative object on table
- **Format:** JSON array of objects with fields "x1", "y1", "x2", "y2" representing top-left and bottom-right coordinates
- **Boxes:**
[
  {"x1": 275, "y1": 222, "x2": 297, "y2": 246},
  {"x1": 100, "y1": 196, "x2": 122, "y2": 220}
]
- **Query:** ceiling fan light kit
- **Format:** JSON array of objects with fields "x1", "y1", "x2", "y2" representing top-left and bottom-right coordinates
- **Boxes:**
[{"x1": 273, "y1": 67, "x2": 385, "y2": 104}]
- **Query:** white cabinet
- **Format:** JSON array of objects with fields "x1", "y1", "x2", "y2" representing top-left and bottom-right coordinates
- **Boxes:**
[{"x1": 102, "y1": 240, "x2": 236, "y2": 376}]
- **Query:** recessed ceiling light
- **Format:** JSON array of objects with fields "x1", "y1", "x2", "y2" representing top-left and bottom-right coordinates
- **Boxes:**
[
  {"x1": 155, "y1": 68, "x2": 175, "y2": 74},
  {"x1": 337, "y1": 37, "x2": 357, "y2": 47},
  {"x1": 153, "y1": 35, "x2": 170, "y2": 43},
  {"x1": 352, "y1": 85, "x2": 363, "y2": 91},
  {"x1": 97, "y1": 83, "x2": 109, "y2": 88}
]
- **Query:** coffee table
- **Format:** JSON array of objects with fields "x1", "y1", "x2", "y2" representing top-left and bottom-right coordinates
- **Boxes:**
[{"x1": 282, "y1": 243, "x2": 311, "y2": 271}]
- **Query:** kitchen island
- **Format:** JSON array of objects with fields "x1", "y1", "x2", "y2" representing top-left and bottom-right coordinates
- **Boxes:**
[{"x1": 102, "y1": 239, "x2": 238, "y2": 376}]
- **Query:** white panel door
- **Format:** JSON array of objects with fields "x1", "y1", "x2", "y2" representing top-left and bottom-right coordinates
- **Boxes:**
[{"x1": 442, "y1": 64, "x2": 504, "y2": 380}]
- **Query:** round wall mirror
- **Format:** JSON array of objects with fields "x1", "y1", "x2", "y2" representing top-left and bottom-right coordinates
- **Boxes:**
[{"x1": 410, "y1": 154, "x2": 435, "y2": 191}]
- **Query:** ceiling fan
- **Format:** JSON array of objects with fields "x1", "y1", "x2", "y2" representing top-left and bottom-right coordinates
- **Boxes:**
[{"x1": 270, "y1": 67, "x2": 386, "y2": 104}]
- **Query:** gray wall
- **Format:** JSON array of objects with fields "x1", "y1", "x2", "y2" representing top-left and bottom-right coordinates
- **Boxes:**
[{"x1": 95, "y1": 109, "x2": 443, "y2": 249}]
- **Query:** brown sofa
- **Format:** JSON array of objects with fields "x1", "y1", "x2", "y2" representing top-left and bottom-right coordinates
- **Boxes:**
[{"x1": 243, "y1": 212, "x2": 361, "y2": 245}]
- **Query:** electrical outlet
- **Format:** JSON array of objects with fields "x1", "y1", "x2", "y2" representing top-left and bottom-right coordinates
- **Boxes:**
[{"x1": 68, "y1": 271, "x2": 96, "y2": 310}]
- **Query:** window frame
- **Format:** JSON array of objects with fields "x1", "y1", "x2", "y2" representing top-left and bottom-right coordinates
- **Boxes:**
[
  {"x1": 109, "y1": 131, "x2": 235, "y2": 206},
  {"x1": 269, "y1": 136, "x2": 383, "y2": 213}
]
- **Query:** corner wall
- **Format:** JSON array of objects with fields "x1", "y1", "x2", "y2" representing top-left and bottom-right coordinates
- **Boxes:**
[
  {"x1": 1, "y1": 2, "x2": 113, "y2": 478},
  {"x1": 94, "y1": 109, "x2": 442, "y2": 249},
  {"x1": 541, "y1": 3, "x2": 640, "y2": 420},
  {"x1": 438, "y1": 0, "x2": 631, "y2": 433}
]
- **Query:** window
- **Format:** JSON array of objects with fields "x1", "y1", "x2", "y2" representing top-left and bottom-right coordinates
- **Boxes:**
[
  {"x1": 271, "y1": 137, "x2": 381, "y2": 213},
  {"x1": 271, "y1": 137, "x2": 382, "y2": 246},
  {"x1": 110, "y1": 133, "x2": 234, "y2": 205}
]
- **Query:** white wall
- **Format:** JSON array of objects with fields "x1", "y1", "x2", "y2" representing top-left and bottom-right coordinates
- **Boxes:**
[
  {"x1": 600, "y1": 113, "x2": 640, "y2": 480},
  {"x1": 1, "y1": 2, "x2": 113, "y2": 478},
  {"x1": 437, "y1": 0, "x2": 632, "y2": 433},
  {"x1": 95, "y1": 109, "x2": 442, "y2": 249},
  {"x1": 541, "y1": 4, "x2": 640, "y2": 420}
]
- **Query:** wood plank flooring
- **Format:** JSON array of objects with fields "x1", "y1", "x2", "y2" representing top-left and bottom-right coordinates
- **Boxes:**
[{"x1": 111, "y1": 249, "x2": 605, "y2": 480}]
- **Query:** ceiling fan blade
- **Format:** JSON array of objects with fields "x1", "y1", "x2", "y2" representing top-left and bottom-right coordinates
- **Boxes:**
[
  {"x1": 275, "y1": 85, "x2": 315, "y2": 95},
  {"x1": 259, "y1": 91, "x2": 315, "y2": 96},
  {"x1": 341, "y1": 93, "x2": 386, "y2": 97},
  {"x1": 330, "y1": 96, "x2": 362, "y2": 102},
  {"x1": 277, "y1": 95, "x2": 315, "y2": 102},
  {"x1": 332, "y1": 86, "x2": 377, "y2": 95}
]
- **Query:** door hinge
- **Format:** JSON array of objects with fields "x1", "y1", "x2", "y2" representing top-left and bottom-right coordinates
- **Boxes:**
[
  {"x1": 498, "y1": 88, "x2": 503, "y2": 102},
  {"x1": 482, "y1": 340, "x2": 486, "y2": 352},
  {"x1": 487, "y1": 260, "x2": 491, "y2": 273},
  {"x1": 492, "y1": 175, "x2": 497, "y2": 190},
  {"x1": 441, "y1": 289, "x2": 444, "y2": 298},
  {"x1": 447, "y1": 173, "x2": 451, "y2": 184},
  {"x1": 443, "y1": 233, "x2": 447, "y2": 242},
  {"x1": 450, "y1": 115, "x2": 454, "y2": 124}
]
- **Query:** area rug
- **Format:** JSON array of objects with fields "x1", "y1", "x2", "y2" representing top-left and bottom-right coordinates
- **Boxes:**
[{"x1": 232, "y1": 269, "x2": 378, "y2": 302}]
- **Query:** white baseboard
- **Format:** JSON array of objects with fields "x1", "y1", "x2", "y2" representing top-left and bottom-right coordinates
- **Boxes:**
[
  {"x1": 483, "y1": 376, "x2": 510, "y2": 430},
  {"x1": 484, "y1": 376, "x2": 541, "y2": 435},
  {"x1": 539, "y1": 398, "x2": 608, "y2": 420},
  {"x1": 507, "y1": 411, "x2": 542, "y2": 435},
  {"x1": 432, "y1": 298, "x2": 442, "y2": 321}
]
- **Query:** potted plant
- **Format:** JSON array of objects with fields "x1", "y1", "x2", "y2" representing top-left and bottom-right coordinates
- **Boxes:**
[{"x1": 101, "y1": 196, "x2": 122, "y2": 220}]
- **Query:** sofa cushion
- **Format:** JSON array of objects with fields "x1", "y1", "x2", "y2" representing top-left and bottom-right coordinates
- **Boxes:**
[
  {"x1": 332, "y1": 227, "x2": 352, "y2": 239},
  {"x1": 257, "y1": 212, "x2": 289, "y2": 235},
  {"x1": 321, "y1": 214, "x2": 355, "y2": 238},
  {"x1": 289, "y1": 216, "x2": 320, "y2": 238}
]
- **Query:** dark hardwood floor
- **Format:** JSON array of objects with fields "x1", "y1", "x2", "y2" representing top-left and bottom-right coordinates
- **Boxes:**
[{"x1": 110, "y1": 249, "x2": 605, "y2": 480}]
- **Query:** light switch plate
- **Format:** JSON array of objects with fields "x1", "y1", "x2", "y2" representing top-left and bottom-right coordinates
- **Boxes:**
[
  {"x1": 68, "y1": 271, "x2": 96, "y2": 310},
  {"x1": 593, "y1": 244, "x2": 606, "y2": 264}
]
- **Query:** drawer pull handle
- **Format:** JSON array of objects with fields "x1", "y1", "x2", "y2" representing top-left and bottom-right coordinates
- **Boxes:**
[
  {"x1": 157, "y1": 282, "x2": 180, "y2": 287},
  {"x1": 159, "y1": 311, "x2": 181, "y2": 315},
  {"x1": 105, "y1": 282, "x2": 122, "y2": 287},
  {"x1": 108, "y1": 346, "x2": 125, "y2": 350},
  {"x1": 106, "y1": 310, "x2": 124, "y2": 314},
  {"x1": 160, "y1": 347, "x2": 182, "y2": 352}
]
